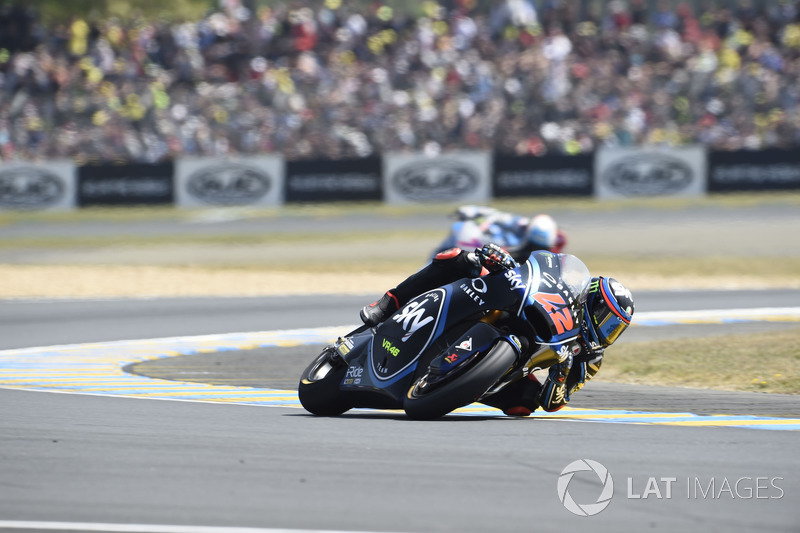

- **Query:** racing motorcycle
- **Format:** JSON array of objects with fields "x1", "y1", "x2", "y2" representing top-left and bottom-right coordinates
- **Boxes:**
[
  {"x1": 298, "y1": 251, "x2": 591, "y2": 420},
  {"x1": 433, "y1": 207, "x2": 566, "y2": 260}
]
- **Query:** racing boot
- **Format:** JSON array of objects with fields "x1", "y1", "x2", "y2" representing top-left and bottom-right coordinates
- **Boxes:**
[
  {"x1": 360, "y1": 291, "x2": 400, "y2": 327},
  {"x1": 502, "y1": 374, "x2": 543, "y2": 416},
  {"x1": 481, "y1": 373, "x2": 542, "y2": 416}
]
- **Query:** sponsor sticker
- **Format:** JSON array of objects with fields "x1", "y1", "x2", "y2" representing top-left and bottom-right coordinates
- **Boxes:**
[
  {"x1": 505, "y1": 270, "x2": 525, "y2": 290},
  {"x1": 186, "y1": 164, "x2": 271, "y2": 205},
  {"x1": 602, "y1": 153, "x2": 693, "y2": 195},
  {"x1": 460, "y1": 283, "x2": 486, "y2": 306},
  {"x1": 391, "y1": 159, "x2": 478, "y2": 202},
  {"x1": 382, "y1": 338, "x2": 401, "y2": 357},
  {"x1": 393, "y1": 300, "x2": 435, "y2": 342},
  {"x1": 0, "y1": 166, "x2": 66, "y2": 209}
]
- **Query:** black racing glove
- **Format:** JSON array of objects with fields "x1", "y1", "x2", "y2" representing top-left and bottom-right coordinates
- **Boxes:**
[
  {"x1": 475, "y1": 244, "x2": 518, "y2": 273},
  {"x1": 539, "y1": 353, "x2": 573, "y2": 411}
]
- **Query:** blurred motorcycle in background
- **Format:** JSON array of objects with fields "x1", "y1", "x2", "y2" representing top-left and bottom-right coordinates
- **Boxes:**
[{"x1": 433, "y1": 205, "x2": 567, "y2": 263}]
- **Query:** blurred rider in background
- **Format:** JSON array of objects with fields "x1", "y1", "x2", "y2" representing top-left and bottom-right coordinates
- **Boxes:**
[
  {"x1": 434, "y1": 205, "x2": 567, "y2": 263},
  {"x1": 361, "y1": 243, "x2": 634, "y2": 417}
]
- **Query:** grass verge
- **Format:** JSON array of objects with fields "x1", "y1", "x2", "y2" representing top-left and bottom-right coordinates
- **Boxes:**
[
  {"x1": 2, "y1": 190, "x2": 800, "y2": 225},
  {"x1": 600, "y1": 326, "x2": 800, "y2": 394}
]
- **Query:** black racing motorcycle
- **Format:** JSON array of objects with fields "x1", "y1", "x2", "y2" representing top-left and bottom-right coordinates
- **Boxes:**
[{"x1": 298, "y1": 251, "x2": 592, "y2": 420}]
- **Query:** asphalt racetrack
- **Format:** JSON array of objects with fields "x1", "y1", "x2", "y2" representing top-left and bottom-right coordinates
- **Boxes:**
[{"x1": 2, "y1": 202, "x2": 800, "y2": 533}]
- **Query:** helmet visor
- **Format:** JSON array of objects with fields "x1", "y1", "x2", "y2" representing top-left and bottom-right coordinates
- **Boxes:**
[
  {"x1": 591, "y1": 279, "x2": 632, "y2": 346},
  {"x1": 593, "y1": 311, "x2": 629, "y2": 346}
]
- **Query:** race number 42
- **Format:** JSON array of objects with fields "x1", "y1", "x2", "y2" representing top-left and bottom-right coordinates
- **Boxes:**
[{"x1": 531, "y1": 292, "x2": 573, "y2": 334}]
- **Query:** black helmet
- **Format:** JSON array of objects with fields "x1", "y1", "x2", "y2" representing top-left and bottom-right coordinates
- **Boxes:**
[{"x1": 583, "y1": 277, "x2": 634, "y2": 348}]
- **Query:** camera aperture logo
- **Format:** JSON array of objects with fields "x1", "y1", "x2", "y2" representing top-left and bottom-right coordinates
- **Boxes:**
[
  {"x1": 558, "y1": 460, "x2": 786, "y2": 517},
  {"x1": 558, "y1": 459, "x2": 614, "y2": 517}
]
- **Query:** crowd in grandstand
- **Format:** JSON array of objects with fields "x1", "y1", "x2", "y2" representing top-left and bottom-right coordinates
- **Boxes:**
[{"x1": 1, "y1": 0, "x2": 799, "y2": 163}]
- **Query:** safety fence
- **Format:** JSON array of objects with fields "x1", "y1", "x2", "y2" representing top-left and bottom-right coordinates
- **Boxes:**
[{"x1": 1, "y1": 146, "x2": 799, "y2": 210}]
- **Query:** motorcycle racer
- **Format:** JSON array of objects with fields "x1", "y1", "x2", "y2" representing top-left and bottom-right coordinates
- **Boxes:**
[
  {"x1": 360, "y1": 244, "x2": 634, "y2": 416},
  {"x1": 435, "y1": 205, "x2": 567, "y2": 263}
]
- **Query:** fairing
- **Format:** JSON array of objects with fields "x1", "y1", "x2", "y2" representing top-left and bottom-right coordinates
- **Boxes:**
[{"x1": 521, "y1": 252, "x2": 591, "y2": 344}]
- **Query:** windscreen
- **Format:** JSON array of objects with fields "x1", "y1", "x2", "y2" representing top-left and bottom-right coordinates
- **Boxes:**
[{"x1": 558, "y1": 253, "x2": 592, "y2": 305}]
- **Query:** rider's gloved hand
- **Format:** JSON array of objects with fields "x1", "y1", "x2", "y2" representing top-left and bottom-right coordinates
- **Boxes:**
[
  {"x1": 539, "y1": 353, "x2": 573, "y2": 412},
  {"x1": 475, "y1": 243, "x2": 518, "y2": 273}
]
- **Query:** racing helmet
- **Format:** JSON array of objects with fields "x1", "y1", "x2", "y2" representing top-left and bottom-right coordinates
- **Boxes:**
[
  {"x1": 583, "y1": 277, "x2": 634, "y2": 348},
  {"x1": 527, "y1": 214, "x2": 558, "y2": 250}
]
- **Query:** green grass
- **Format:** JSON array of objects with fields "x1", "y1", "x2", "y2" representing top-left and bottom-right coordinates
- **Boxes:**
[
  {"x1": 2, "y1": 234, "x2": 797, "y2": 284},
  {"x1": 2, "y1": 190, "x2": 800, "y2": 226},
  {"x1": 0, "y1": 229, "x2": 443, "y2": 249},
  {"x1": 602, "y1": 326, "x2": 800, "y2": 394},
  {"x1": 582, "y1": 255, "x2": 800, "y2": 284}
]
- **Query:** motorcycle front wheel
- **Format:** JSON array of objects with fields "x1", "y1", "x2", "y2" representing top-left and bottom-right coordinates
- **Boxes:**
[
  {"x1": 403, "y1": 341, "x2": 517, "y2": 420},
  {"x1": 298, "y1": 348, "x2": 352, "y2": 416}
]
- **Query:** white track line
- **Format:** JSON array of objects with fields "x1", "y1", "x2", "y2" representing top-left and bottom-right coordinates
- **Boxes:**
[{"x1": 0, "y1": 522, "x2": 407, "y2": 533}]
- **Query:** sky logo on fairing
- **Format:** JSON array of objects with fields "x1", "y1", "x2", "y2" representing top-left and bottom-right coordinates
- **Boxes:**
[
  {"x1": 505, "y1": 270, "x2": 525, "y2": 290},
  {"x1": 393, "y1": 301, "x2": 434, "y2": 342}
]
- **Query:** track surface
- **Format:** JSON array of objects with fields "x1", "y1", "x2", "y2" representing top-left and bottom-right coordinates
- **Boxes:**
[
  {"x1": 1, "y1": 385, "x2": 797, "y2": 533},
  {"x1": 2, "y1": 293, "x2": 800, "y2": 533}
]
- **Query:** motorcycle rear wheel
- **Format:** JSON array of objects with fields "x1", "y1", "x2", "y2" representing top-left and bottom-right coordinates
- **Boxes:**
[
  {"x1": 404, "y1": 341, "x2": 517, "y2": 420},
  {"x1": 298, "y1": 348, "x2": 352, "y2": 416}
]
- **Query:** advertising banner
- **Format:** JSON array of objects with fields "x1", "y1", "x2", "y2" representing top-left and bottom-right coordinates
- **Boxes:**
[
  {"x1": 78, "y1": 162, "x2": 173, "y2": 206},
  {"x1": 708, "y1": 149, "x2": 800, "y2": 192},
  {"x1": 383, "y1": 151, "x2": 491, "y2": 205},
  {"x1": 0, "y1": 160, "x2": 76, "y2": 211},
  {"x1": 493, "y1": 153, "x2": 593, "y2": 197},
  {"x1": 286, "y1": 157, "x2": 382, "y2": 202},
  {"x1": 175, "y1": 156, "x2": 284, "y2": 208},
  {"x1": 594, "y1": 146, "x2": 707, "y2": 199}
]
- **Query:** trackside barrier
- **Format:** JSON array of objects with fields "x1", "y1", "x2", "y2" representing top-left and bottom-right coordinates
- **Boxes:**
[
  {"x1": 1, "y1": 147, "x2": 799, "y2": 210},
  {"x1": 175, "y1": 155, "x2": 284, "y2": 207}
]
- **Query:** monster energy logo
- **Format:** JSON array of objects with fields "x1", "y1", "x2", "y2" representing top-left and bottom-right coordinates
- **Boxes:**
[{"x1": 589, "y1": 280, "x2": 600, "y2": 292}]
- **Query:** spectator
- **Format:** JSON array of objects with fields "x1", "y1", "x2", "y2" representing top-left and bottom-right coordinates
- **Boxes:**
[{"x1": 1, "y1": 0, "x2": 800, "y2": 163}]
